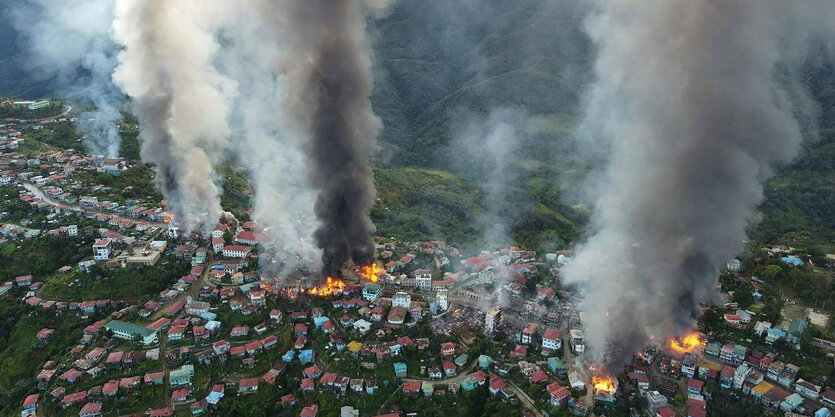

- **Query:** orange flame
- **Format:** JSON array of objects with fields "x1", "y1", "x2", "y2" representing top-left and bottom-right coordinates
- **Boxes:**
[
  {"x1": 669, "y1": 332, "x2": 706, "y2": 354},
  {"x1": 307, "y1": 276, "x2": 345, "y2": 297},
  {"x1": 592, "y1": 375, "x2": 616, "y2": 394},
  {"x1": 359, "y1": 263, "x2": 383, "y2": 283}
]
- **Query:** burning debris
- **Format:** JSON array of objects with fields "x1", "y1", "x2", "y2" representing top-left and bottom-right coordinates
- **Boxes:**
[
  {"x1": 358, "y1": 263, "x2": 383, "y2": 283},
  {"x1": 306, "y1": 276, "x2": 346, "y2": 297},
  {"x1": 669, "y1": 332, "x2": 706, "y2": 354},
  {"x1": 592, "y1": 374, "x2": 617, "y2": 401}
]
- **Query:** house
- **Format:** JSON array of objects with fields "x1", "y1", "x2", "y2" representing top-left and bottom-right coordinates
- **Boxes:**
[
  {"x1": 793, "y1": 379, "x2": 822, "y2": 400},
  {"x1": 171, "y1": 388, "x2": 190, "y2": 403},
  {"x1": 79, "y1": 402, "x2": 103, "y2": 417},
  {"x1": 441, "y1": 342, "x2": 456, "y2": 357},
  {"x1": 15, "y1": 274, "x2": 33, "y2": 286},
  {"x1": 521, "y1": 323, "x2": 538, "y2": 345},
  {"x1": 303, "y1": 365, "x2": 322, "y2": 379},
  {"x1": 547, "y1": 383, "x2": 570, "y2": 406},
  {"x1": 238, "y1": 378, "x2": 259, "y2": 394},
  {"x1": 403, "y1": 381, "x2": 422, "y2": 395},
  {"x1": 92, "y1": 239, "x2": 111, "y2": 260},
  {"x1": 781, "y1": 393, "x2": 805, "y2": 412},
  {"x1": 442, "y1": 360, "x2": 456, "y2": 377},
  {"x1": 36, "y1": 328, "x2": 54, "y2": 344},
  {"x1": 489, "y1": 375, "x2": 507, "y2": 396},
  {"x1": 687, "y1": 378, "x2": 704, "y2": 396},
  {"x1": 629, "y1": 372, "x2": 650, "y2": 391},
  {"x1": 542, "y1": 328, "x2": 562, "y2": 353},
  {"x1": 717, "y1": 364, "x2": 735, "y2": 389},
  {"x1": 169, "y1": 364, "x2": 195, "y2": 387},
  {"x1": 22, "y1": 394, "x2": 39, "y2": 411},
  {"x1": 394, "y1": 362, "x2": 407, "y2": 377},
  {"x1": 300, "y1": 405, "x2": 319, "y2": 417},
  {"x1": 144, "y1": 371, "x2": 165, "y2": 385}
]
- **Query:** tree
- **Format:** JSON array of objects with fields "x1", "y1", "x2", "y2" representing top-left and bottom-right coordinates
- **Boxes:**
[
  {"x1": 763, "y1": 264, "x2": 783, "y2": 279},
  {"x1": 733, "y1": 282, "x2": 755, "y2": 309},
  {"x1": 698, "y1": 308, "x2": 723, "y2": 334}
]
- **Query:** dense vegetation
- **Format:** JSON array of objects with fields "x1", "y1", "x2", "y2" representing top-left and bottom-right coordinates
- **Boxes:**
[
  {"x1": 0, "y1": 100, "x2": 64, "y2": 120},
  {"x1": 39, "y1": 258, "x2": 190, "y2": 301},
  {"x1": 0, "y1": 235, "x2": 91, "y2": 280}
]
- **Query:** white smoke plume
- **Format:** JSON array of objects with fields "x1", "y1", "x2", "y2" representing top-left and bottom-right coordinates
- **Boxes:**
[
  {"x1": 450, "y1": 107, "x2": 528, "y2": 306},
  {"x1": 564, "y1": 0, "x2": 835, "y2": 371},
  {"x1": 111, "y1": 0, "x2": 236, "y2": 233},
  {"x1": 216, "y1": 0, "x2": 321, "y2": 271},
  {"x1": 9, "y1": 0, "x2": 123, "y2": 157}
]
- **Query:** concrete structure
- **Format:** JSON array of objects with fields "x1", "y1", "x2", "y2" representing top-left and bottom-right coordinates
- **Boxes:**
[
  {"x1": 392, "y1": 291, "x2": 411, "y2": 309},
  {"x1": 93, "y1": 238, "x2": 112, "y2": 261},
  {"x1": 105, "y1": 321, "x2": 158, "y2": 345},
  {"x1": 570, "y1": 329, "x2": 585, "y2": 354},
  {"x1": 436, "y1": 289, "x2": 449, "y2": 311},
  {"x1": 362, "y1": 284, "x2": 381, "y2": 303},
  {"x1": 485, "y1": 306, "x2": 502, "y2": 335},
  {"x1": 646, "y1": 390, "x2": 668, "y2": 415}
]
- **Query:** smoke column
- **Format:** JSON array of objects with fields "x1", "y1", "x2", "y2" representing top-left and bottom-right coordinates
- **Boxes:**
[
  {"x1": 111, "y1": 0, "x2": 235, "y2": 232},
  {"x1": 217, "y1": 0, "x2": 321, "y2": 270},
  {"x1": 451, "y1": 107, "x2": 527, "y2": 305},
  {"x1": 10, "y1": 0, "x2": 122, "y2": 157},
  {"x1": 275, "y1": 0, "x2": 393, "y2": 277},
  {"x1": 563, "y1": 0, "x2": 833, "y2": 371}
]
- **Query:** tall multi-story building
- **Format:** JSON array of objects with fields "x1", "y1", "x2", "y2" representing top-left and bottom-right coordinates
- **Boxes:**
[
  {"x1": 646, "y1": 391, "x2": 668, "y2": 415},
  {"x1": 414, "y1": 269, "x2": 432, "y2": 292},
  {"x1": 436, "y1": 289, "x2": 449, "y2": 311},
  {"x1": 570, "y1": 329, "x2": 585, "y2": 354},
  {"x1": 93, "y1": 238, "x2": 112, "y2": 261},
  {"x1": 485, "y1": 306, "x2": 502, "y2": 335},
  {"x1": 392, "y1": 291, "x2": 411, "y2": 309}
]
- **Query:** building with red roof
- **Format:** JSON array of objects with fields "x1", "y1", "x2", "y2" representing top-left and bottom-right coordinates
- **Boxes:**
[
  {"x1": 299, "y1": 404, "x2": 319, "y2": 417},
  {"x1": 79, "y1": 401, "x2": 102, "y2": 417}
]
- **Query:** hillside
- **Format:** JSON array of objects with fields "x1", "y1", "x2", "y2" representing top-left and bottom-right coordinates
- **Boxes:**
[{"x1": 1, "y1": 0, "x2": 834, "y2": 250}]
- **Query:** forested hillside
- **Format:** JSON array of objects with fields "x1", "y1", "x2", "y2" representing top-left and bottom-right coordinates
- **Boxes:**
[{"x1": 1, "y1": 0, "x2": 833, "y2": 251}]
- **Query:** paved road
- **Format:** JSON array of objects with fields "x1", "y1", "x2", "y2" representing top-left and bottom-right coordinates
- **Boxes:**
[
  {"x1": 13, "y1": 105, "x2": 72, "y2": 122},
  {"x1": 22, "y1": 181, "x2": 168, "y2": 230}
]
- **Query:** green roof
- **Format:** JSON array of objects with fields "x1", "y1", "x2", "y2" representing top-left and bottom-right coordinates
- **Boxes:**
[
  {"x1": 788, "y1": 319, "x2": 808, "y2": 336},
  {"x1": 732, "y1": 345, "x2": 747, "y2": 355},
  {"x1": 460, "y1": 376, "x2": 478, "y2": 391},
  {"x1": 105, "y1": 320, "x2": 157, "y2": 338},
  {"x1": 706, "y1": 342, "x2": 721, "y2": 353},
  {"x1": 454, "y1": 354, "x2": 469, "y2": 366},
  {"x1": 548, "y1": 357, "x2": 565, "y2": 369}
]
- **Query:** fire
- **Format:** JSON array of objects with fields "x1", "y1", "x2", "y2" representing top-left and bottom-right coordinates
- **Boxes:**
[
  {"x1": 592, "y1": 375, "x2": 616, "y2": 394},
  {"x1": 359, "y1": 263, "x2": 383, "y2": 283},
  {"x1": 307, "y1": 276, "x2": 345, "y2": 297},
  {"x1": 669, "y1": 332, "x2": 706, "y2": 353}
]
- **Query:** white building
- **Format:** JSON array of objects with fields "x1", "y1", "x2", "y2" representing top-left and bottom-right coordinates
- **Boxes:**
[
  {"x1": 542, "y1": 328, "x2": 562, "y2": 351},
  {"x1": 570, "y1": 329, "x2": 585, "y2": 354},
  {"x1": 93, "y1": 238, "x2": 112, "y2": 261},
  {"x1": 733, "y1": 364, "x2": 751, "y2": 390},
  {"x1": 392, "y1": 291, "x2": 411, "y2": 309},
  {"x1": 478, "y1": 268, "x2": 494, "y2": 284},
  {"x1": 414, "y1": 269, "x2": 432, "y2": 292},
  {"x1": 222, "y1": 245, "x2": 251, "y2": 258},
  {"x1": 646, "y1": 391, "x2": 668, "y2": 415},
  {"x1": 485, "y1": 306, "x2": 502, "y2": 335},
  {"x1": 167, "y1": 227, "x2": 180, "y2": 239},
  {"x1": 436, "y1": 289, "x2": 449, "y2": 311},
  {"x1": 362, "y1": 284, "x2": 382, "y2": 303},
  {"x1": 67, "y1": 224, "x2": 78, "y2": 237}
]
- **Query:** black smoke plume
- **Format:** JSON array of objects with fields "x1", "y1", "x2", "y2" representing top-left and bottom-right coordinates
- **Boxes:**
[{"x1": 277, "y1": 0, "x2": 393, "y2": 277}]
